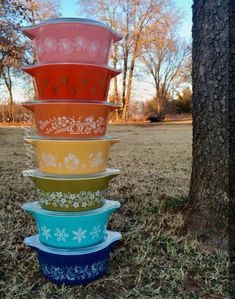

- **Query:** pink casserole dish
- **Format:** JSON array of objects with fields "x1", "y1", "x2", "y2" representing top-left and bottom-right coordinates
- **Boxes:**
[{"x1": 22, "y1": 18, "x2": 122, "y2": 65}]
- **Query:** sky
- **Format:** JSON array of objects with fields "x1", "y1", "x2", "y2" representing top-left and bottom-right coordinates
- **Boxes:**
[{"x1": 60, "y1": 0, "x2": 192, "y2": 42}]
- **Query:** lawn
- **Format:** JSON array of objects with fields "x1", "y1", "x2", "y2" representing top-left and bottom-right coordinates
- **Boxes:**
[{"x1": 0, "y1": 124, "x2": 229, "y2": 298}]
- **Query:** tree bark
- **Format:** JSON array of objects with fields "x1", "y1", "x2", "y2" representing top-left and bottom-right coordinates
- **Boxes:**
[
  {"x1": 122, "y1": 38, "x2": 139, "y2": 120},
  {"x1": 2, "y1": 67, "x2": 14, "y2": 122},
  {"x1": 229, "y1": 1, "x2": 235, "y2": 292},
  {"x1": 112, "y1": 42, "x2": 120, "y2": 121},
  {"x1": 185, "y1": 0, "x2": 233, "y2": 248}
]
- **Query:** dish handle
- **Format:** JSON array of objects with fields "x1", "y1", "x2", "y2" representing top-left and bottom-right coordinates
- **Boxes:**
[
  {"x1": 22, "y1": 103, "x2": 35, "y2": 113},
  {"x1": 110, "y1": 139, "x2": 119, "y2": 146},
  {"x1": 22, "y1": 203, "x2": 36, "y2": 216},
  {"x1": 112, "y1": 32, "x2": 122, "y2": 43},
  {"x1": 21, "y1": 26, "x2": 37, "y2": 39},
  {"x1": 106, "y1": 200, "x2": 121, "y2": 215},
  {"x1": 24, "y1": 138, "x2": 36, "y2": 147},
  {"x1": 22, "y1": 170, "x2": 36, "y2": 182},
  {"x1": 24, "y1": 236, "x2": 38, "y2": 251},
  {"x1": 110, "y1": 69, "x2": 122, "y2": 78}
]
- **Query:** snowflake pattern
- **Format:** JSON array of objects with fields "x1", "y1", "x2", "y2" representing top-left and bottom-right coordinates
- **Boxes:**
[
  {"x1": 41, "y1": 259, "x2": 107, "y2": 282},
  {"x1": 36, "y1": 36, "x2": 108, "y2": 58},
  {"x1": 89, "y1": 226, "x2": 101, "y2": 239},
  {"x1": 38, "y1": 189, "x2": 106, "y2": 209},
  {"x1": 41, "y1": 225, "x2": 51, "y2": 240},
  {"x1": 72, "y1": 228, "x2": 87, "y2": 243},
  {"x1": 54, "y1": 228, "x2": 69, "y2": 242},
  {"x1": 39, "y1": 225, "x2": 104, "y2": 244},
  {"x1": 39, "y1": 116, "x2": 107, "y2": 136}
]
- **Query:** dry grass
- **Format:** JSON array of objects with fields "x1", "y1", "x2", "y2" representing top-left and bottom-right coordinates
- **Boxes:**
[{"x1": 0, "y1": 124, "x2": 229, "y2": 299}]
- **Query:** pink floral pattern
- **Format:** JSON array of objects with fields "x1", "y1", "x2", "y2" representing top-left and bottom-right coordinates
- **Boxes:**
[
  {"x1": 44, "y1": 37, "x2": 57, "y2": 53},
  {"x1": 37, "y1": 36, "x2": 108, "y2": 58},
  {"x1": 58, "y1": 38, "x2": 74, "y2": 55}
]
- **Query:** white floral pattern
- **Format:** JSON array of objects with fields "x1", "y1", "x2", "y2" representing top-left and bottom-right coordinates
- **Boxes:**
[
  {"x1": 54, "y1": 228, "x2": 69, "y2": 242},
  {"x1": 40, "y1": 150, "x2": 105, "y2": 171},
  {"x1": 64, "y1": 154, "x2": 79, "y2": 170},
  {"x1": 36, "y1": 36, "x2": 108, "y2": 58},
  {"x1": 37, "y1": 40, "x2": 44, "y2": 55},
  {"x1": 41, "y1": 153, "x2": 57, "y2": 167},
  {"x1": 38, "y1": 116, "x2": 107, "y2": 136},
  {"x1": 58, "y1": 38, "x2": 74, "y2": 55},
  {"x1": 88, "y1": 152, "x2": 104, "y2": 168},
  {"x1": 87, "y1": 40, "x2": 101, "y2": 57},
  {"x1": 44, "y1": 37, "x2": 57, "y2": 53},
  {"x1": 41, "y1": 259, "x2": 107, "y2": 282},
  {"x1": 72, "y1": 228, "x2": 87, "y2": 243},
  {"x1": 38, "y1": 189, "x2": 106, "y2": 209},
  {"x1": 74, "y1": 36, "x2": 89, "y2": 51}
]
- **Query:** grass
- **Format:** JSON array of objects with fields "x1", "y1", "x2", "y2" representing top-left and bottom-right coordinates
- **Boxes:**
[{"x1": 0, "y1": 124, "x2": 229, "y2": 298}]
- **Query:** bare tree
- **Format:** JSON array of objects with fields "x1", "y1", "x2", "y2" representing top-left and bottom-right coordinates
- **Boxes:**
[
  {"x1": 77, "y1": 0, "x2": 176, "y2": 120},
  {"x1": 0, "y1": 0, "x2": 27, "y2": 120},
  {"x1": 141, "y1": 14, "x2": 190, "y2": 114},
  {"x1": 0, "y1": 0, "x2": 60, "y2": 121}
]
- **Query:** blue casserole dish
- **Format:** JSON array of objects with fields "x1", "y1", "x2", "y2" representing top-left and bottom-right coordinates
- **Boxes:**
[
  {"x1": 22, "y1": 200, "x2": 120, "y2": 248},
  {"x1": 24, "y1": 231, "x2": 121, "y2": 285}
]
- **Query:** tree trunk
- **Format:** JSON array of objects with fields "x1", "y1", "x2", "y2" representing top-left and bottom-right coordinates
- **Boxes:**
[
  {"x1": 185, "y1": 0, "x2": 232, "y2": 248},
  {"x1": 112, "y1": 43, "x2": 120, "y2": 122},
  {"x1": 122, "y1": 39, "x2": 139, "y2": 121},
  {"x1": 2, "y1": 67, "x2": 14, "y2": 122}
]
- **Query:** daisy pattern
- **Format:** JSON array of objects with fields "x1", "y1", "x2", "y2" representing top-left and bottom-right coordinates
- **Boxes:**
[
  {"x1": 54, "y1": 228, "x2": 69, "y2": 242},
  {"x1": 58, "y1": 38, "x2": 74, "y2": 55},
  {"x1": 41, "y1": 225, "x2": 51, "y2": 240},
  {"x1": 72, "y1": 228, "x2": 87, "y2": 243},
  {"x1": 44, "y1": 37, "x2": 57, "y2": 53},
  {"x1": 89, "y1": 226, "x2": 101, "y2": 239},
  {"x1": 81, "y1": 201, "x2": 87, "y2": 208},
  {"x1": 64, "y1": 154, "x2": 79, "y2": 170},
  {"x1": 72, "y1": 202, "x2": 80, "y2": 209},
  {"x1": 74, "y1": 36, "x2": 89, "y2": 51},
  {"x1": 87, "y1": 41, "x2": 100, "y2": 57},
  {"x1": 41, "y1": 152, "x2": 57, "y2": 167}
]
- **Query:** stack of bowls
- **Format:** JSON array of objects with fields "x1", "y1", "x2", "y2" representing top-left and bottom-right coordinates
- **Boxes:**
[{"x1": 21, "y1": 18, "x2": 122, "y2": 285}]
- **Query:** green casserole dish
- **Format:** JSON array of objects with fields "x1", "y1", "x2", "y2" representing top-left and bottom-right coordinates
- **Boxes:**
[{"x1": 22, "y1": 168, "x2": 120, "y2": 212}]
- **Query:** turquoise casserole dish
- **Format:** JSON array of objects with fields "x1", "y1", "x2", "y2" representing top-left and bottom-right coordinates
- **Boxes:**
[{"x1": 22, "y1": 200, "x2": 120, "y2": 249}]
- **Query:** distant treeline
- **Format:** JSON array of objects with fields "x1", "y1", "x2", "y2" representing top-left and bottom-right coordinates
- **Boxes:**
[{"x1": 0, "y1": 103, "x2": 32, "y2": 122}]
